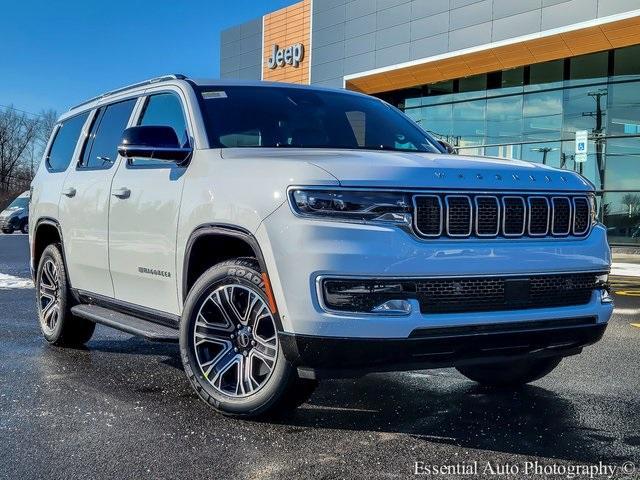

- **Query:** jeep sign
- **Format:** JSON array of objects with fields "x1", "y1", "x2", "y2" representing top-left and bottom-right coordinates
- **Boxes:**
[{"x1": 267, "y1": 43, "x2": 304, "y2": 69}]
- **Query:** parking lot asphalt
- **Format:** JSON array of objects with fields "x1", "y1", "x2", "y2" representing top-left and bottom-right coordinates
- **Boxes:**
[{"x1": 1, "y1": 233, "x2": 639, "y2": 479}]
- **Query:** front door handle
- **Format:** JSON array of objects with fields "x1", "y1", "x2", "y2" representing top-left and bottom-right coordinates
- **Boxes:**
[
  {"x1": 62, "y1": 187, "x2": 76, "y2": 198},
  {"x1": 112, "y1": 187, "x2": 131, "y2": 199}
]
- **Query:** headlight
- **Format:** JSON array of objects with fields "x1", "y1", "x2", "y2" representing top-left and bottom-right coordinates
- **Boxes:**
[
  {"x1": 589, "y1": 193, "x2": 597, "y2": 225},
  {"x1": 289, "y1": 189, "x2": 412, "y2": 225}
]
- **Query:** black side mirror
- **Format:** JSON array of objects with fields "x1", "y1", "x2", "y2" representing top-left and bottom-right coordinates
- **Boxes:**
[
  {"x1": 117, "y1": 125, "x2": 192, "y2": 163},
  {"x1": 437, "y1": 139, "x2": 456, "y2": 154}
]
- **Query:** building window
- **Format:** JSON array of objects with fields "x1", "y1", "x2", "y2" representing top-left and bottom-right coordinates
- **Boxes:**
[{"x1": 385, "y1": 46, "x2": 640, "y2": 245}]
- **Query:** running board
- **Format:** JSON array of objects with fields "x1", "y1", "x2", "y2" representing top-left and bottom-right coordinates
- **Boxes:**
[{"x1": 71, "y1": 304, "x2": 179, "y2": 342}]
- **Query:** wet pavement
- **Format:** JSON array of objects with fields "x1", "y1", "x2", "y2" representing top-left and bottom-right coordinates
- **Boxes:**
[{"x1": 1, "y1": 234, "x2": 639, "y2": 479}]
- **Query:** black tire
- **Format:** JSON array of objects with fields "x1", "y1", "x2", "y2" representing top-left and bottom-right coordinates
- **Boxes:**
[
  {"x1": 36, "y1": 244, "x2": 95, "y2": 346},
  {"x1": 456, "y1": 356, "x2": 562, "y2": 388},
  {"x1": 180, "y1": 257, "x2": 316, "y2": 418},
  {"x1": 21, "y1": 221, "x2": 28, "y2": 234},
  {"x1": 2, "y1": 228, "x2": 13, "y2": 234}
]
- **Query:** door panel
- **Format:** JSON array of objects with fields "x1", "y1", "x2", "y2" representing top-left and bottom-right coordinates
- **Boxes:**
[
  {"x1": 59, "y1": 99, "x2": 137, "y2": 296},
  {"x1": 108, "y1": 92, "x2": 189, "y2": 315}
]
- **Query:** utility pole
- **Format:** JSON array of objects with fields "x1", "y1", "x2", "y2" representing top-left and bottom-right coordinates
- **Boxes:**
[
  {"x1": 582, "y1": 88, "x2": 607, "y2": 190},
  {"x1": 531, "y1": 146, "x2": 557, "y2": 165}
]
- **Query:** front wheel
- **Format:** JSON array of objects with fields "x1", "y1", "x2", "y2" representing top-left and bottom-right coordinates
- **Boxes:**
[
  {"x1": 36, "y1": 244, "x2": 95, "y2": 346},
  {"x1": 180, "y1": 257, "x2": 316, "y2": 417},
  {"x1": 21, "y1": 221, "x2": 28, "y2": 234},
  {"x1": 456, "y1": 356, "x2": 562, "y2": 388},
  {"x1": 2, "y1": 228, "x2": 13, "y2": 234}
]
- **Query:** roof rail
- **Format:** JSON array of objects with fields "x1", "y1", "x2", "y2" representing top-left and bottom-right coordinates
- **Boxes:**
[{"x1": 69, "y1": 74, "x2": 187, "y2": 111}]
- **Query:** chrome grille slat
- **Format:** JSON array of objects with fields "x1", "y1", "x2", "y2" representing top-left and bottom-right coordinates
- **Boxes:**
[
  {"x1": 475, "y1": 196, "x2": 500, "y2": 237},
  {"x1": 572, "y1": 197, "x2": 590, "y2": 236},
  {"x1": 552, "y1": 197, "x2": 572, "y2": 236},
  {"x1": 502, "y1": 196, "x2": 526, "y2": 237},
  {"x1": 413, "y1": 195, "x2": 443, "y2": 237},
  {"x1": 413, "y1": 192, "x2": 592, "y2": 240},
  {"x1": 528, "y1": 196, "x2": 550, "y2": 236},
  {"x1": 445, "y1": 195, "x2": 473, "y2": 237}
]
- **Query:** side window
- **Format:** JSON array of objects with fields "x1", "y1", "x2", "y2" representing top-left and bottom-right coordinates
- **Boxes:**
[
  {"x1": 131, "y1": 93, "x2": 189, "y2": 167},
  {"x1": 46, "y1": 112, "x2": 89, "y2": 172},
  {"x1": 79, "y1": 98, "x2": 136, "y2": 169}
]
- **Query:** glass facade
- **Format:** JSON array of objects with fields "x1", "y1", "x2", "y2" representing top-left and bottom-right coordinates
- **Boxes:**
[{"x1": 378, "y1": 45, "x2": 640, "y2": 246}]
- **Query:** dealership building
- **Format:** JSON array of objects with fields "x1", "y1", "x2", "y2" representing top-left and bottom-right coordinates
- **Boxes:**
[{"x1": 220, "y1": 0, "x2": 640, "y2": 246}]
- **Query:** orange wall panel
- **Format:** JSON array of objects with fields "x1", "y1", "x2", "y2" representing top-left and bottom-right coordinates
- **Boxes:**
[{"x1": 262, "y1": 0, "x2": 311, "y2": 84}]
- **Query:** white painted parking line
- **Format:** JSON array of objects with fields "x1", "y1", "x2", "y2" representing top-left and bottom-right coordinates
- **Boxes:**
[
  {"x1": 611, "y1": 262, "x2": 640, "y2": 277},
  {"x1": 0, "y1": 273, "x2": 33, "y2": 289},
  {"x1": 614, "y1": 308, "x2": 640, "y2": 315}
]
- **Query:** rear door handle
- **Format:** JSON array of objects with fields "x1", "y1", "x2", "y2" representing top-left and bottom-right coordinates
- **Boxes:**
[
  {"x1": 62, "y1": 187, "x2": 76, "y2": 198},
  {"x1": 112, "y1": 187, "x2": 131, "y2": 199}
]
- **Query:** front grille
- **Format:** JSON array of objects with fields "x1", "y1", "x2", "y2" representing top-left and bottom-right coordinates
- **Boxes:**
[
  {"x1": 321, "y1": 272, "x2": 603, "y2": 315},
  {"x1": 414, "y1": 192, "x2": 592, "y2": 239},
  {"x1": 416, "y1": 272, "x2": 599, "y2": 313}
]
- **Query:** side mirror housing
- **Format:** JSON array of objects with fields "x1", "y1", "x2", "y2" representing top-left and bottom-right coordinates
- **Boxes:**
[
  {"x1": 117, "y1": 126, "x2": 192, "y2": 163},
  {"x1": 437, "y1": 139, "x2": 456, "y2": 154}
]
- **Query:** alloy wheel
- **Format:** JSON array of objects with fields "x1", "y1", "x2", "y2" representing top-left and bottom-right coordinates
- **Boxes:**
[
  {"x1": 39, "y1": 258, "x2": 61, "y2": 334},
  {"x1": 193, "y1": 284, "x2": 278, "y2": 398}
]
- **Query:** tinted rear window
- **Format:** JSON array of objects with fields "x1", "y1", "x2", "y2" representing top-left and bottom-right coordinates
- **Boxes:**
[
  {"x1": 197, "y1": 86, "x2": 439, "y2": 153},
  {"x1": 46, "y1": 112, "x2": 89, "y2": 172},
  {"x1": 80, "y1": 99, "x2": 136, "y2": 169}
]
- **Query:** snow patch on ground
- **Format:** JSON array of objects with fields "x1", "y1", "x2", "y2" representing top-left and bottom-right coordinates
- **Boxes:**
[
  {"x1": 611, "y1": 262, "x2": 640, "y2": 277},
  {"x1": 0, "y1": 273, "x2": 34, "y2": 289}
]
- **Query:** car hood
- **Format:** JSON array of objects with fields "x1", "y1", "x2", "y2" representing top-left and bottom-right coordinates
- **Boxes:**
[
  {"x1": 221, "y1": 148, "x2": 593, "y2": 192},
  {"x1": 0, "y1": 208, "x2": 20, "y2": 219}
]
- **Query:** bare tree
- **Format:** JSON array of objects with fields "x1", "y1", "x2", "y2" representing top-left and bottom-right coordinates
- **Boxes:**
[
  {"x1": 621, "y1": 193, "x2": 640, "y2": 218},
  {"x1": 37, "y1": 109, "x2": 58, "y2": 150},
  {"x1": 0, "y1": 106, "x2": 58, "y2": 209},
  {"x1": 0, "y1": 107, "x2": 40, "y2": 192}
]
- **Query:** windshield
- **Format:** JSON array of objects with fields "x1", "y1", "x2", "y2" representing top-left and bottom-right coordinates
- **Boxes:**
[
  {"x1": 197, "y1": 86, "x2": 441, "y2": 153},
  {"x1": 7, "y1": 197, "x2": 28, "y2": 209}
]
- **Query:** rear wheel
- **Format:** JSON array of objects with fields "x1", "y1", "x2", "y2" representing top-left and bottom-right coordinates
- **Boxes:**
[
  {"x1": 456, "y1": 356, "x2": 562, "y2": 388},
  {"x1": 2, "y1": 228, "x2": 13, "y2": 234},
  {"x1": 36, "y1": 244, "x2": 95, "y2": 346},
  {"x1": 180, "y1": 257, "x2": 315, "y2": 417},
  {"x1": 21, "y1": 221, "x2": 28, "y2": 234}
]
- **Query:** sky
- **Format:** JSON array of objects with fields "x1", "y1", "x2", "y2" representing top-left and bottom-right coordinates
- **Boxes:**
[{"x1": 0, "y1": 0, "x2": 295, "y2": 118}]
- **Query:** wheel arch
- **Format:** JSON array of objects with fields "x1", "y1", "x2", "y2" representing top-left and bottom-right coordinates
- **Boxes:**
[
  {"x1": 32, "y1": 218, "x2": 69, "y2": 283},
  {"x1": 182, "y1": 224, "x2": 283, "y2": 331},
  {"x1": 182, "y1": 224, "x2": 270, "y2": 301}
]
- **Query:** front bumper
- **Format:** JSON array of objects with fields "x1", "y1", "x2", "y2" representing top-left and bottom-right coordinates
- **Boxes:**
[
  {"x1": 281, "y1": 316, "x2": 606, "y2": 379},
  {"x1": 257, "y1": 205, "x2": 612, "y2": 338},
  {"x1": 0, "y1": 216, "x2": 17, "y2": 230}
]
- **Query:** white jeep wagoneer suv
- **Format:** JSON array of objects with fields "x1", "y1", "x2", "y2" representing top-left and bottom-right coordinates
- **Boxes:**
[{"x1": 29, "y1": 75, "x2": 613, "y2": 417}]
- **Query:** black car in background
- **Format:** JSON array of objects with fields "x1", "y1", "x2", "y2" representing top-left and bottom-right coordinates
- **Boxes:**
[{"x1": 0, "y1": 192, "x2": 29, "y2": 234}]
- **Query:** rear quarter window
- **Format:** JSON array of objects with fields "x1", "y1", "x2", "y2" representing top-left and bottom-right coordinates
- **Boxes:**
[{"x1": 46, "y1": 112, "x2": 90, "y2": 172}]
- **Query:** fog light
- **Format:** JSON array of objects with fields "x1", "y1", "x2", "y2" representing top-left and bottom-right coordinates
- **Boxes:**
[
  {"x1": 371, "y1": 299, "x2": 412, "y2": 315},
  {"x1": 321, "y1": 279, "x2": 414, "y2": 314},
  {"x1": 600, "y1": 289, "x2": 613, "y2": 304}
]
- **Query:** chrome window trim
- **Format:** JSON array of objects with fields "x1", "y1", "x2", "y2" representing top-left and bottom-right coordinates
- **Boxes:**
[
  {"x1": 502, "y1": 196, "x2": 526, "y2": 237},
  {"x1": 412, "y1": 194, "x2": 443, "y2": 238},
  {"x1": 551, "y1": 196, "x2": 572, "y2": 236},
  {"x1": 474, "y1": 195, "x2": 500, "y2": 237},
  {"x1": 572, "y1": 196, "x2": 591, "y2": 236},
  {"x1": 445, "y1": 195, "x2": 473, "y2": 237},
  {"x1": 527, "y1": 196, "x2": 550, "y2": 237}
]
